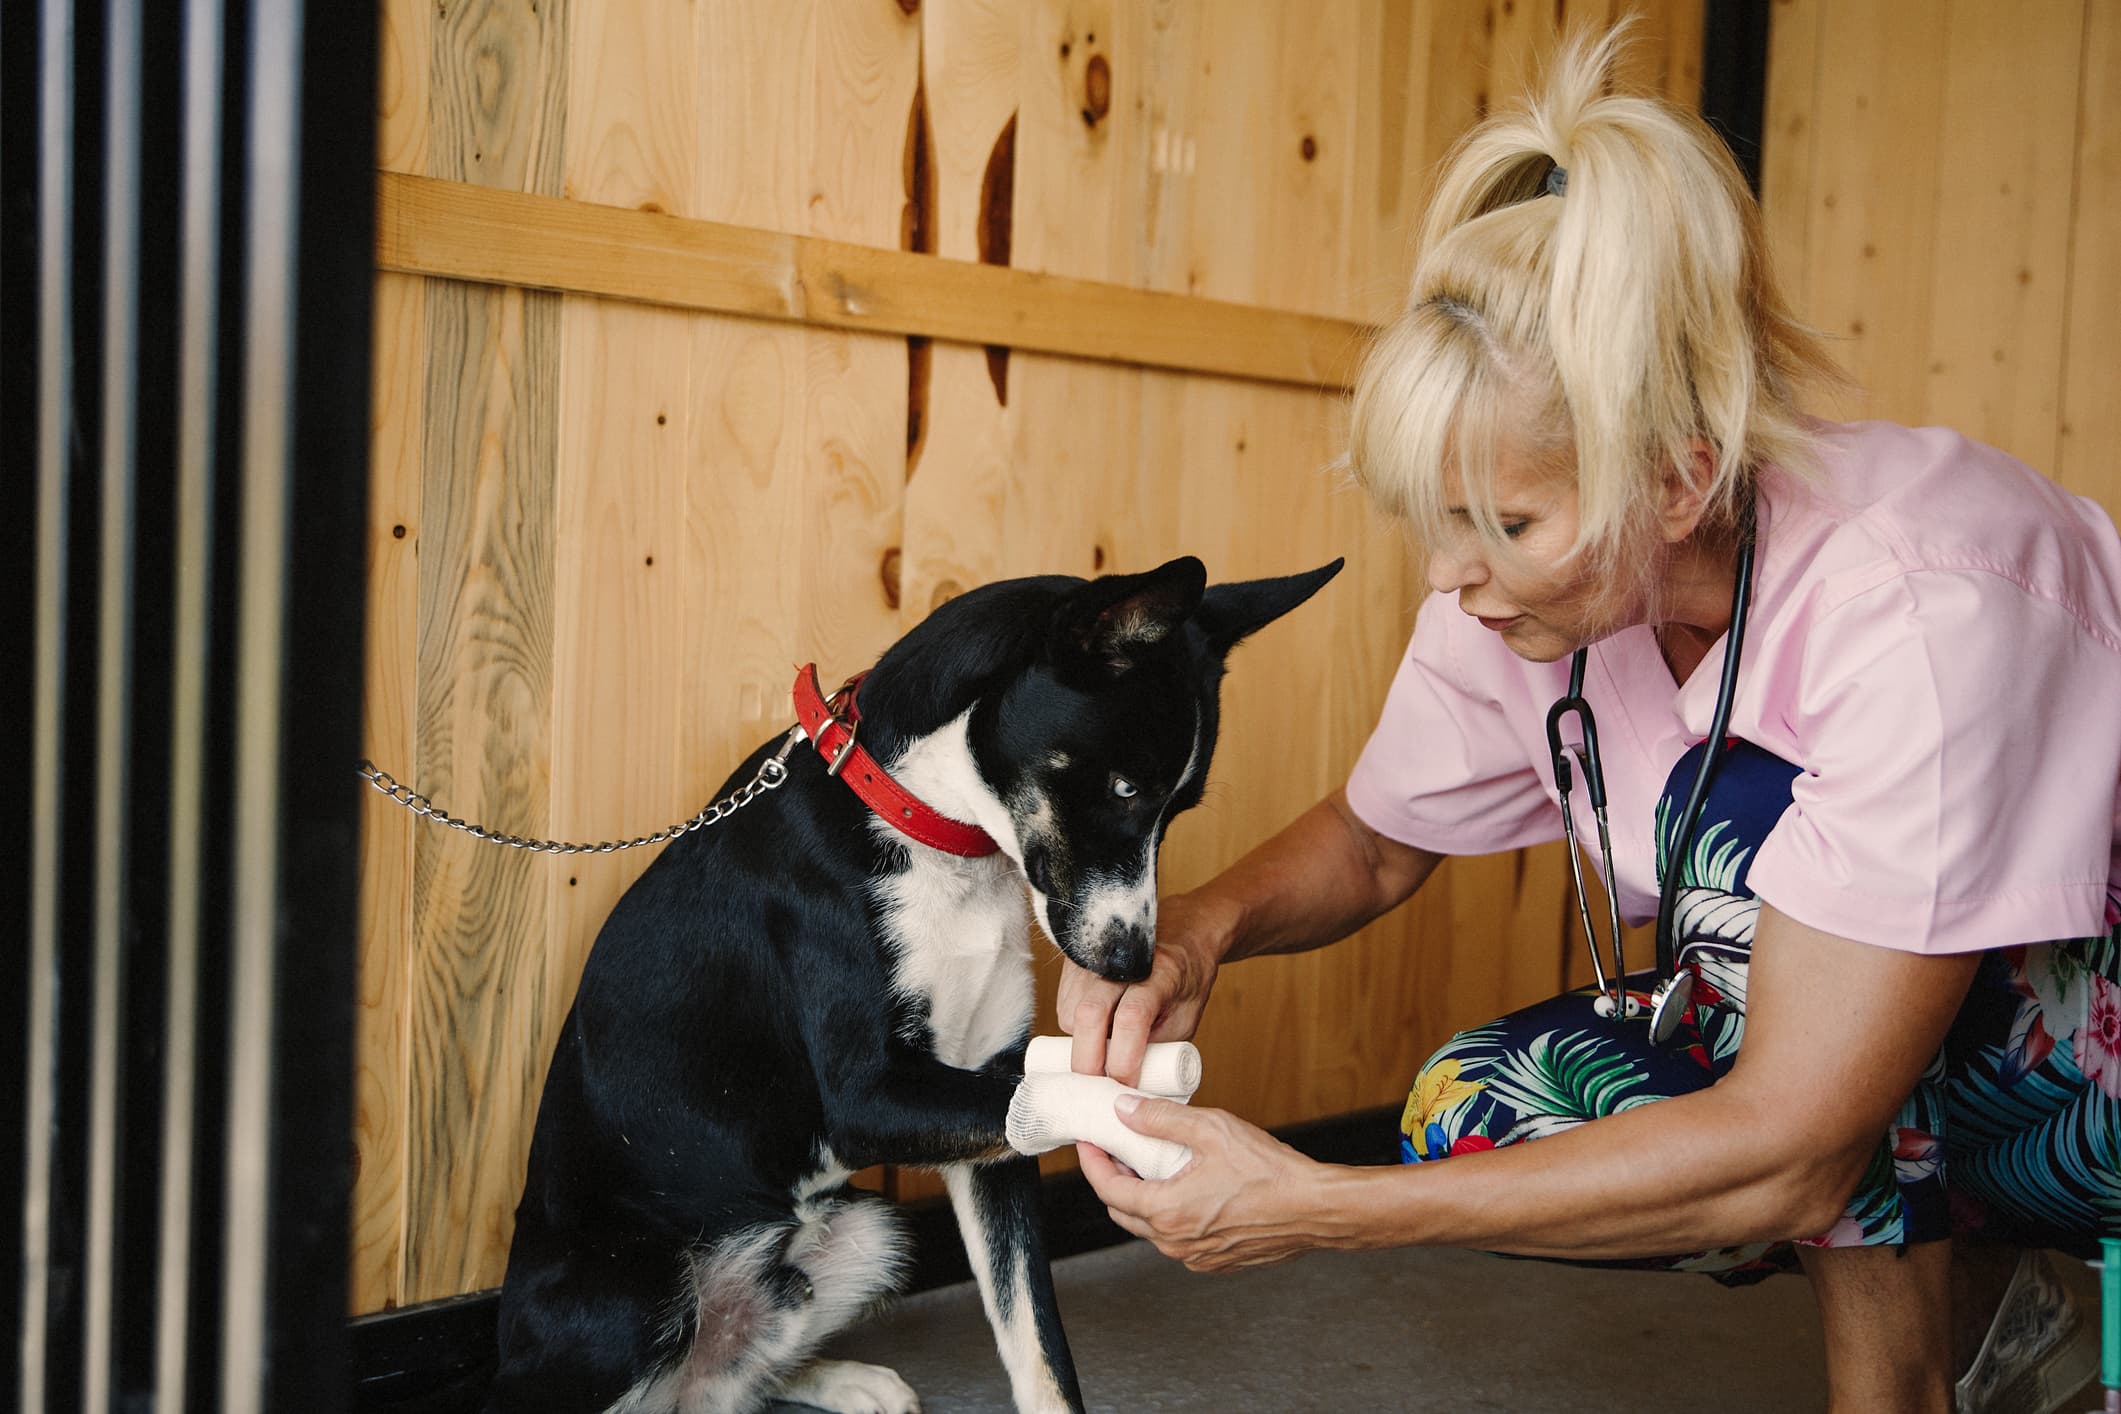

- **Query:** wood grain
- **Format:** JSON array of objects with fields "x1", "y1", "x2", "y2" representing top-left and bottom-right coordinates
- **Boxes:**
[
  {"x1": 796, "y1": 1, "x2": 920, "y2": 682},
  {"x1": 683, "y1": 0, "x2": 814, "y2": 783},
  {"x1": 898, "y1": 0, "x2": 1019, "y2": 630},
  {"x1": 354, "y1": 0, "x2": 434, "y2": 1317},
  {"x1": 2057, "y1": 0, "x2": 2121, "y2": 507},
  {"x1": 375, "y1": 171, "x2": 1371, "y2": 391},
  {"x1": 403, "y1": 0, "x2": 570, "y2": 1304},
  {"x1": 1763, "y1": 0, "x2": 2116, "y2": 499},
  {"x1": 374, "y1": 0, "x2": 431, "y2": 179},
  {"x1": 1919, "y1": 0, "x2": 2083, "y2": 471},
  {"x1": 404, "y1": 283, "x2": 565, "y2": 1305},
  {"x1": 352, "y1": 270, "x2": 425, "y2": 1314},
  {"x1": 1349, "y1": 0, "x2": 1423, "y2": 323},
  {"x1": 545, "y1": 0, "x2": 700, "y2": 1162},
  {"x1": 1757, "y1": 0, "x2": 1822, "y2": 316},
  {"x1": 1790, "y1": 0, "x2": 1948, "y2": 424}
]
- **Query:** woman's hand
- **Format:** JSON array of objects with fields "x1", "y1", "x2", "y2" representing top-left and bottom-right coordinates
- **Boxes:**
[
  {"x1": 1075, "y1": 1096, "x2": 1353, "y2": 1272},
  {"x1": 1058, "y1": 891, "x2": 1235, "y2": 1086},
  {"x1": 1056, "y1": 793, "x2": 1441, "y2": 1086}
]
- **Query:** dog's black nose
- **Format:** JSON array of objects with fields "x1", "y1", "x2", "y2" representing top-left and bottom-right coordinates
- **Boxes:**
[{"x1": 1101, "y1": 934, "x2": 1152, "y2": 984}]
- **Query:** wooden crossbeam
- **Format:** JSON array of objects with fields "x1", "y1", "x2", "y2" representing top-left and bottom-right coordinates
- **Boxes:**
[{"x1": 374, "y1": 171, "x2": 1373, "y2": 391}]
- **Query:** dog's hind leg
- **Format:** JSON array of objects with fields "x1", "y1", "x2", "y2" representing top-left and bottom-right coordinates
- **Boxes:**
[
  {"x1": 943, "y1": 1158, "x2": 1083, "y2": 1414},
  {"x1": 761, "y1": 1193, "x2": 917, "y2": 1414},
  {"x1": 600, "y1": 1198, "x2": 909, "y2": 1414}
]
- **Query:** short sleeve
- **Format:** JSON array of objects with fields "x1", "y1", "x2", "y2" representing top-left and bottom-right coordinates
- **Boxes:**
[
  {"x1": 1344, "y1": 593, "x2": 1564, "y2": 855},
  {"x1": 1747, "y1": 571, "x2": 2121, "y2": 953}
]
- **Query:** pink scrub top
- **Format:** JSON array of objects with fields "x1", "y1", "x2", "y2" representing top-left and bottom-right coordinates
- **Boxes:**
[{"x1": 1344, "y1": 420, "x2": 2121, "y2": 955}]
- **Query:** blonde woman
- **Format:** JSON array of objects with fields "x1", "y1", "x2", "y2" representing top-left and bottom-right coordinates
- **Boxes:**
[{"x1": 1063, "y1": 29, "x2": 2120, "y2": 1414}]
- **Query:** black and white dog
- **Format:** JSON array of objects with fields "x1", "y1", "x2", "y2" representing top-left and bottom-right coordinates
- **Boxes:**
[{"x1": 489, "y1": 554, "x2": 1341, "y2": 1414}]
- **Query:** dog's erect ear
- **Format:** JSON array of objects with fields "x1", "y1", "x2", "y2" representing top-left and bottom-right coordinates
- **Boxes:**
[
  {"x1": 1195, "y1": 558, "x2": 1344, "y2": 655},
  {"x1": 1049, "y1": 556, "x2": 1208, "y2": 679}
]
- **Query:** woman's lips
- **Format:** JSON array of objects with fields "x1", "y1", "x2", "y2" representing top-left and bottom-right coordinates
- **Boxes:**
[{"x1": 1474, "y1": 613, "x2": 1523, "y2": 632}]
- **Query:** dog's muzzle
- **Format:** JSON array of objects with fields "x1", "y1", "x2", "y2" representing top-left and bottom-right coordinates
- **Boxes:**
[{"x1": 1094, "y1": 924, "x2": 1153, "y2": 984}]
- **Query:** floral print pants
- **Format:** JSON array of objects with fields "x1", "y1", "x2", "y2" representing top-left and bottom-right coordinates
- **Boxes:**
[{"x1": 1400, "y1": 740, "x2": 2121, "y2": 1283}]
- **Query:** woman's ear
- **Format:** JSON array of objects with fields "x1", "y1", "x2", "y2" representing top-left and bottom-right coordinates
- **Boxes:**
[{"x1": 1656, "y1": 439, "x2": 1717, "y2": 543}]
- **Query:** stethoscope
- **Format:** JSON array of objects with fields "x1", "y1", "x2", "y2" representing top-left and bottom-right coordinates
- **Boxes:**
[{"x1": 1544, "y1": 528, "x2": 1756, "y2": 1046}]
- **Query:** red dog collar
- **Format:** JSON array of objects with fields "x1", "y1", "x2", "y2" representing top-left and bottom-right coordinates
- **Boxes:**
[{"x1": 791, "y1": 665, "x2": 1000, "y2": 858}]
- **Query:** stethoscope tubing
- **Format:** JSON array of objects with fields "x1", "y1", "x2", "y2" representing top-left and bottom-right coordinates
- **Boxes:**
[
  {"x1": 1545, "y1": 657, "x2": 1625, "y2": 1008},
  {"x1": 1652, "y1": 534, "x2": 1755, "y2": 978},
  {"x1": 1548, "y1": 516, "x2": 1757, "y2": 1040}
]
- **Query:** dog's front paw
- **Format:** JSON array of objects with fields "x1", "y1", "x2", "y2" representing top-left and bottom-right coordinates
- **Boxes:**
[
  {"x1": 774, "y1": 1358, "x2": 920, "y2": 1414},
  {"x1": 1006, "y1": 1071, "x2": 1191, "y2": 1180}
]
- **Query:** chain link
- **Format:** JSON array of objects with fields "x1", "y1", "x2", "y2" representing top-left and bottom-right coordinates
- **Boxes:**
[{"x1": 356, "y1": 727, "x2": 803, "y2": 855}]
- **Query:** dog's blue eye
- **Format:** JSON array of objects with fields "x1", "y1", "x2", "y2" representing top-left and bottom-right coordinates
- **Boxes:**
[{"x1": 1111, "y1": 776, "x2": 1138, "y2": 800}]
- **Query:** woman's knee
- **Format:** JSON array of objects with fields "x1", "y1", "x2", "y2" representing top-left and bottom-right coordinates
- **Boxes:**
[
  {"x1": 1399, "y1": 984, "x2": 1714, "y2": 1166},
  {"x1": 1400, "y1": 1027, "x2": 1503, "y2": 1163}
]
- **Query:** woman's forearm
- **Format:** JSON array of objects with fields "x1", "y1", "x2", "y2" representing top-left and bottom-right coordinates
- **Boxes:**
[
  {"x1": 1310, "y1": 912, "x2": 1981, "y2": 1262},
  {"x1": 1313, "y1": 1077, "x2": 1856, "y2": 1260},
  {"x1": 1190, "y1": 791, "x2": 1442, "y2": 965}
]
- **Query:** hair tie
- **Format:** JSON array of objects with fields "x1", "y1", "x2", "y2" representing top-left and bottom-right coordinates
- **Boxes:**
[{"x1": 1544, "y1": 165, "x2": 1568, "y2": 197}]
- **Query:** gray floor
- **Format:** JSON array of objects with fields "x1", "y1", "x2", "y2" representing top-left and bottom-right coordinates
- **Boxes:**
[{"x1": 799, "y1": 1239, "x2": 1839, "y2": 1412}]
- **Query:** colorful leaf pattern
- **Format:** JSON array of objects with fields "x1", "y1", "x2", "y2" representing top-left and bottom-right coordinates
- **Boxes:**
[{"x1": 1398, "y1": 739, "x2": 2119, "y2": 1281}]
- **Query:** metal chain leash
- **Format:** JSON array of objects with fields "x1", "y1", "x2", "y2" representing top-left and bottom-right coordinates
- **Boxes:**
[{"x1": 355, "y1": 726, "x2": 804, "y2": 856}]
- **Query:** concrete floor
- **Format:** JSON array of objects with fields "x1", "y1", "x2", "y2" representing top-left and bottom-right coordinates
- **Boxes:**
[{"x1": 794, "y1": 1239, "x2": 1841, "y2": 1412}]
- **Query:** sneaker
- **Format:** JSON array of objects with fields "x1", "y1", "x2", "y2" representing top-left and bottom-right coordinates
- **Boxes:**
[{"x1": 1953, "y1": 1250, "x2": 2100, "y2": 1414}]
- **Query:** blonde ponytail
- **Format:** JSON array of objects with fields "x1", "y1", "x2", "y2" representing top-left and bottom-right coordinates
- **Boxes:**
[{"x1": 1352, "y1": 23, "x2": 1841, "y2": 590}]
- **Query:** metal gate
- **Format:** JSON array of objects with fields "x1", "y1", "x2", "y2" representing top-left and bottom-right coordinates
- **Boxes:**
[{"x1": 5, "y1": 1, "x2": 374, "y2": 1409}]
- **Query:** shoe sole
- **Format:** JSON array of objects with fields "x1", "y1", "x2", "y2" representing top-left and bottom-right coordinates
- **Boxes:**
[{"x1": 1981, "y1": 1309, "x2": 2101, "y2": 1414}]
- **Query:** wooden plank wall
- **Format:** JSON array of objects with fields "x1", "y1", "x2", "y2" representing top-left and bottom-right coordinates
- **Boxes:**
[
  {"x1": 1761, "y1": 0, "x2": 2121, "y2": 517},
  {"x1": 355, "y1": 0, "x2": 1705, "y2": 1315}
]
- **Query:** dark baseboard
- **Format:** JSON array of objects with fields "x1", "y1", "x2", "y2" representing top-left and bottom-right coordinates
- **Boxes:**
[{"x1": 349, "y1": 1104, "x2": 1399, "y2": 1413}]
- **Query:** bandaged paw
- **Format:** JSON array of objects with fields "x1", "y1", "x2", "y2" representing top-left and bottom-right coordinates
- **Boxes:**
[
  {"x1": 1005, "y1": 1072, "x2": 1193, "y2": 1180},
  {"x1": 1022, "y1": 1035, "x2": 1202, "y2": 1101}
]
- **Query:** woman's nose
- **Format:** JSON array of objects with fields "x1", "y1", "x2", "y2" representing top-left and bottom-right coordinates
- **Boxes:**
[{"x1": 1427, "y1": 540, "x2": 1488, "y2": 595}]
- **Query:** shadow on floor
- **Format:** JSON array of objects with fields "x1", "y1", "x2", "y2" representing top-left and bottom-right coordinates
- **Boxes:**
[{"x1": 793, "y1": 1238, "x2": 1837, "y2": 1413}]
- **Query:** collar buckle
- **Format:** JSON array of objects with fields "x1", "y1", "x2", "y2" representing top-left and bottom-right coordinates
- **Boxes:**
[
  {"x1": 819, "y1": 675, "x2": 862, "y2": 776},
  {"x1": 789, "y1": 663, "x2": 999, "y2": 859},
  {"x1": 822, "y1": 717, "x2": 859, "y2": 776}
]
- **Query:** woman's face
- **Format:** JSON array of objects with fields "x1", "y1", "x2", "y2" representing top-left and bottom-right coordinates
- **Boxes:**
[{"x1": 1423, "y1": 443, "x2": 1622, "y2": 663}]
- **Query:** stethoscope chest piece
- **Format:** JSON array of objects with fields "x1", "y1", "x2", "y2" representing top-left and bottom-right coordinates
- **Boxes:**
[{"x1": 1647, "y1": 969, "x2": 1694, "y2": 1046}]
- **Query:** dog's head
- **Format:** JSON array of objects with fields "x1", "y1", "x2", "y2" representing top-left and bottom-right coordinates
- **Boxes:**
[{"x1": 969, "y1": 556, "x2": 1342, "y2": 982}]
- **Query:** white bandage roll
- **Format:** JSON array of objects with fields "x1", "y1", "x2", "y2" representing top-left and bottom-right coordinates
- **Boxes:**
[
  {"x1": 1022, "y1": 1035, "x2": 1202, "y2": 1101},
  {"x1": 1004, "y1": 1072, "x2": 1193, "y2": 1181}
]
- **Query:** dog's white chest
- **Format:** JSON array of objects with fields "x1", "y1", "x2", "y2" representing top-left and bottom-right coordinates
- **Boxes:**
[
  {"x1": 873, "y1": 852, "x2": 1033, "y2": 1070},
  {"x1": 864, "y1": 714, "x2": 1037, "y2": 1071}
]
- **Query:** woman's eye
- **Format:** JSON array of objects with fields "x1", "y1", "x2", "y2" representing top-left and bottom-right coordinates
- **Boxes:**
[
  {"x1": 1111, "y1": 776, "x2": 1139, "y2": 800},
  {"x1": 1501, "y1": 520, "x2": 1529, "y2": 540}
]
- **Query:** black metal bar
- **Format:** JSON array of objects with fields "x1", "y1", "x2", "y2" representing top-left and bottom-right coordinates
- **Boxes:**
[
  {"x1": 259, "y1": 0, "x2": 375, "y2": 1401},
  {"x1": 15, "y1": 0, "x2": 371, "y2": 1406},
  {"x1": 155, "y1": 0, "x2": 230, "y2": 1401},
  {"x1": 218, "y1": 0, "x2": 372, "y2": 1406},
  {"x1": 0, "y1": 0, "x2": 45, "y2": 1402},
  {"x1": 1701, "y1": 0, "x2": 1773, "y2": 195},
  {"x1": 112, "y1": 0, "x2": 185, "y2": 1400},
  {"x1": 25, "y1": 4, "x2": 108, "y2": 1411}
]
